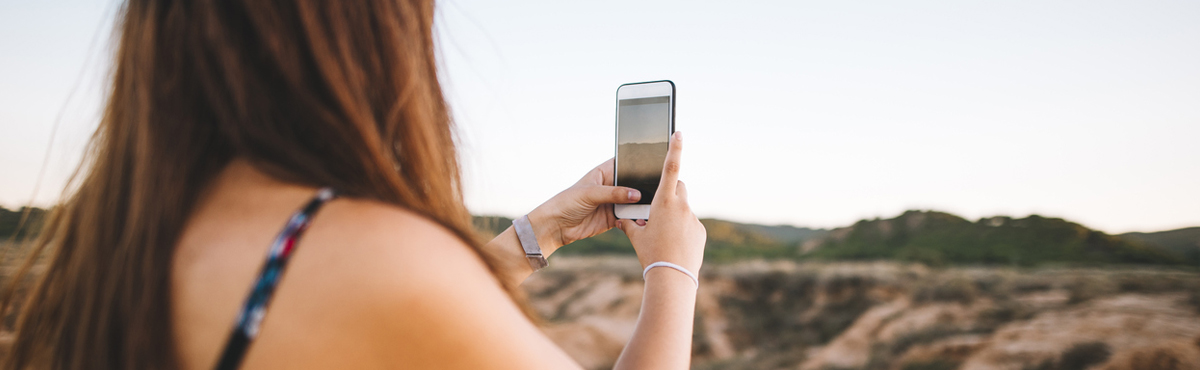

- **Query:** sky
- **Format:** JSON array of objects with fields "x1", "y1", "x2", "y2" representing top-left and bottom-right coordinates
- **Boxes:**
[{"x1": 1, "y1": 0, "x2": 1198, "y2": 234}]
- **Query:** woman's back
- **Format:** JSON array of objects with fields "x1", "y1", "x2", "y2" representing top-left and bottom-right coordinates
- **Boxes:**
[
  {"x1": 171, "y1": 160, "x2": 568, "y2": 369},
  {"x1": 4, "y1": 1, "x2": 706, "y2": 368}
]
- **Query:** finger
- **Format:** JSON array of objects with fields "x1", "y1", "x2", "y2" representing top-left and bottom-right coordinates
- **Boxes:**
[
  {"x1": 596, "y1": 158, "x2": 615, "y2": 186},
  {"x1": 675, "y1": 180, "x2": 688, "y2": 201},
  {"x1": 581, "y1": 185, "x2": 641, "y2": 206},
  {"x1": 655, "y1": 131, "x2": 684, "y2": 198},
  {"x1": 580, "y1": 158, "x2": 616, "y2": 186},
  {"x1": 617, "y1": 218, "x2": 640, "y2": 234}
]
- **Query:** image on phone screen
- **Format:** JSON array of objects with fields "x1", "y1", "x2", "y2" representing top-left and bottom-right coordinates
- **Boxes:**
[{"x1": 617, "y1": 96, "x2": 671, "y2": 205}]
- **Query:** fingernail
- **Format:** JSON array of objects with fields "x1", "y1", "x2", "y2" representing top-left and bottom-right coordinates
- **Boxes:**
[
  {"x1": 628, "y1": 190, "x2": 641, "y2": 201},
  {"x1": 676, "y1": 131, "x2": 683, "y2": 140}
]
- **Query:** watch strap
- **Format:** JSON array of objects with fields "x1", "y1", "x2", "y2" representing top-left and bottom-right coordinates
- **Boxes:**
[{"x1": 512, "y1": 215, "x2": 548, "y2": 271}]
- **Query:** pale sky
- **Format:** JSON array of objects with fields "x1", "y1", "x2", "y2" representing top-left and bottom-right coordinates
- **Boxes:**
[{"x1": 1, "y1": 0, "x2": 1198, "y2": 234}]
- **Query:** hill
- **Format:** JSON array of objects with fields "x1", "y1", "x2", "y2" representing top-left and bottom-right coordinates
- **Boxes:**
[
  {"x1": 1121, "y1": 227, "x2": 1200, "y2": 265},
  {"x1": 472, "y1": 215, "x2": 828, "y2": 260},
  {"x1": 473, "y1": 215, "x2": 638, "y2": 255},
  {"x1": 803, "y1": 210, "x2": 1186, "y2": 267},
  {"x1": 0, "y1": 206, "x2": 47, "y2": 241},
  {"x1": 478, "y1": 211, "x2": 1192, "y2": 267},
  {"x1": 700, "y1": 219, "x2": 827, "y2": 261},
  {"x1": 6, "y1": 207, "x2": 1194, "y2": 267}
]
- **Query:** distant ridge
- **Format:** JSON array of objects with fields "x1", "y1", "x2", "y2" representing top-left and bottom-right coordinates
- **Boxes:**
[
  {"x1": 3, "y1": 206, "x2": 1194, "y2": 267},
  {"x1": 471, "y1": 215, "x2": 827, "y2": 260},
  {"x1": 1121, "y1": 227, "x2": 1200, "y2": 264},
  {"x1": 475, "y1": 211, "x2": 1195, "y2": 267},
  {"x1": 803, "y1": 210, "x2": 1187, "y2": 267},
  {"x1": 0, "y1": 206, "x2": 47, "y2": 242}
]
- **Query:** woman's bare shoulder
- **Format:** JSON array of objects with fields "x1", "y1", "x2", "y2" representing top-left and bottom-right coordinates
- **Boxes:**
[
  {"x1": 278, "y1": 198, "x2": 574, "y2": 368},
  {"x1": 301, "y1": 197, "x2": 497, "y2": 294}
]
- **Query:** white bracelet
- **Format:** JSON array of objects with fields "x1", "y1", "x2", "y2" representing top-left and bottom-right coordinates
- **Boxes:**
[{"x1": 642, "y1": 262, "x2": 699, "y2": 289}]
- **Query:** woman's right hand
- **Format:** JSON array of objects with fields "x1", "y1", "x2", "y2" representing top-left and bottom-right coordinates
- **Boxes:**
[{"x1": 618, "y1": 131, "x2": 707, "y2": 274}]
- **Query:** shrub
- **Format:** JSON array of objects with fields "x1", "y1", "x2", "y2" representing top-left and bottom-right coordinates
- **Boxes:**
[
  {"x1": 977, "y1": 300, "x2": 1032, "y2": 330},
  {"x1": 1059, "y1": 341, "x2": 1111, "y2": 370},
  {"x1": 1022, "y1": 341, "x2": 1112, "y2": 370},
  {"x1": 1115, "y1": 345, "x2": 1194, "y2": 370},
  {"x1": 901, "y1": 359, "x2": 961, "y2": 370},
  {"x1": 1012, "y1": 277, "x2": 1053, "y2": 293},
  {"x1": 1115, "y1": 274, "x2": 1189, "y2": 293},
  {"x1": 913, "y1": 277, "x2": 978, "y2": 305},
  {"x1": 972, "y1": 273, "x2": 1013, "y2": 299},
  {"x1": 1066, "y1": 278, "x2": 1115, "y2": 304},
  {"x1": 1187, "y1": 289, "x2": 1200, "y2": 314}
]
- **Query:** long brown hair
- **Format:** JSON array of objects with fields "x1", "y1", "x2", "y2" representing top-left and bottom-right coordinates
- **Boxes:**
[{"x1": 2, "y1": 1, "x2": 518, "y2": 368}]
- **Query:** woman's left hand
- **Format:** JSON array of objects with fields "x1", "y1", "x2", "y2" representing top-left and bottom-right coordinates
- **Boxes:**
[{"x1": 527, "y1": 158, "x2": 641, "y2": 251}]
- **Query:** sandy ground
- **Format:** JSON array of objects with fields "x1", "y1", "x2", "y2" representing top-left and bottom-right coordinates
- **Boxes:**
[{"x1": 525, "y1": 257, "x2": 1200, "y2": 370}]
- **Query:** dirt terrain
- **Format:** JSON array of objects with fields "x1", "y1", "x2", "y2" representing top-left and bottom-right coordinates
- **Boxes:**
[
  {"x1": 3, "y1": 239, "x2": 1198, "y2": 369},
  {"x1": 525, "y1": 257, "x2": 1200, "y2": 370}
]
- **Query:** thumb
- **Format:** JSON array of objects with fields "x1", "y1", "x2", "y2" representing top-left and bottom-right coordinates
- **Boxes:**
[
  {"x1": 617, "y1": 218, "x2": 641, "y2": 236},
  {"x1": 581, "y1": 185, "x2": 641, "y2": 206}
]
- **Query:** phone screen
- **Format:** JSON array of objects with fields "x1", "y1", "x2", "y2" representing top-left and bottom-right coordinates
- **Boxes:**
[{"x1": 617, "y1": 96, "x2": 671, "y2": 205}]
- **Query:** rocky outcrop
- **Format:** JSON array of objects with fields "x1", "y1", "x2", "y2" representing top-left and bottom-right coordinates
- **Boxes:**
[{"x1": 525, "y1": 257, "x2": 1200, "y2": 370}]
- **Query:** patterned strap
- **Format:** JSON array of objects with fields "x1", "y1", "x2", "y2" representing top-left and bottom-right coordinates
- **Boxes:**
[{"x1": 214, "y1": 188, "x2": 337, "y2": 370}]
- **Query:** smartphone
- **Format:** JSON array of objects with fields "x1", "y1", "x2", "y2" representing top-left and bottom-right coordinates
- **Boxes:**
[{"x1": 614, "y1": 80, "x2": 675, "y2": 220}]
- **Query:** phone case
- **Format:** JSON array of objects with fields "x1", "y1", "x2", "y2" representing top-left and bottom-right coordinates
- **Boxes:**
[{"x1": 613, "y1": 80, "x2": 675, "y2": 220}]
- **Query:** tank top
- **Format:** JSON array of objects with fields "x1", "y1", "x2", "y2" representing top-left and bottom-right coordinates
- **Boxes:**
[{"x1": 213, "y1": 188, "x2": 337, "y2": 370}]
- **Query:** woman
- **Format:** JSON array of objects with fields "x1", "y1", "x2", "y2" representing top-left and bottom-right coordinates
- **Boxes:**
[{"x1": 2, "y1": 1, "x2": 706, "y2": 369}]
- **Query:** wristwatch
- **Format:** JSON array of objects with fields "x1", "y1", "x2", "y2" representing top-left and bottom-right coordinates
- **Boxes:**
[{"x1": 512, "y1": 215, "x2": 549, "y2": 271}]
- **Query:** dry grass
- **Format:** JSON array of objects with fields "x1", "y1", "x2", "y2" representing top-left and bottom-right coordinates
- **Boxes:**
[{"x1": 526, "y1": 258, "x2": 1200, "y2": 370}]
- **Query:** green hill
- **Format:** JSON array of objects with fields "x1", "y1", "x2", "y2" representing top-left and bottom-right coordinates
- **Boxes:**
[
  {"x1": 802, "y1": 210, "x2": 1185, "y2": 267},
  {"x1": 476, "y1": 211, "x2": 1190, "y2": 267},
  {"x1": 471, "y1": 215, "x2": 828, "y2": 260},
  {"x1": 473, "y1": 215, "x2": 638, "y2": 255},
  {"x1": 7, "y1": 207, "x2": 1193, "y2": 268},
  {"x1": 1121, "y1": 227, "x2": 1200, "y2": 265},
  {"x1": 700, "y1": 219, "x2": 827, "y2": 261},
  {"x1": 0, "y1": 206, "x2": 48, "y2": 241}
]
